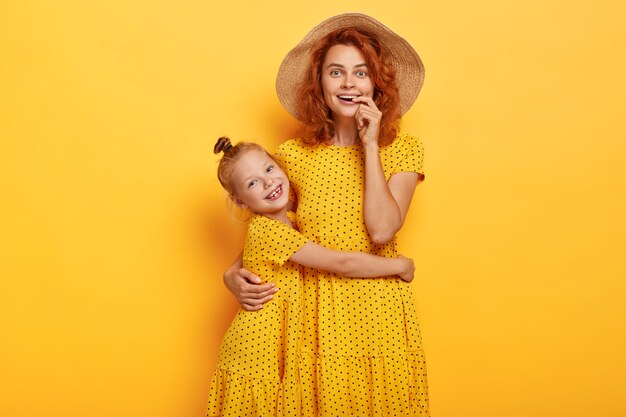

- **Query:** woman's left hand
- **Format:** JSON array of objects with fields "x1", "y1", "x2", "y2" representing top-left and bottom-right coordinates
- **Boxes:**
[{"x1": 353, "y1": 96, "x2": 382, "y2": 146}]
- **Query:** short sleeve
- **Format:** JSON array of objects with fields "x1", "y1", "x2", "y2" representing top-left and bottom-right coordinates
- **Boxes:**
[
  {"x1": 244, "y1": 215, "x2": 310, "y2": 267},
  {"x1": 394, "y1": 135, "x2": 425, "y2": 178}
]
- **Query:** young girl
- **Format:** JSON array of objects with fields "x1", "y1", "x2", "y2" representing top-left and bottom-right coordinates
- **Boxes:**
[{"x1": 207, "y1": 136, "x2": 415, "y2": 417}]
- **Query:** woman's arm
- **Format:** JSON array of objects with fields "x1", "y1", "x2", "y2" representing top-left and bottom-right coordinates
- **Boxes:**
[
  {"x1": 223, "y1": 252, "x2": 277, "y2": 311},
  {"x1": 353, "y1": 96, "x2": 421, "y2": 244},
  {"x1": 289, "y1": 242, "x2": 415, "y2": 282},
  {"x1": 363, "y1": 144, "x2": 420, "y2": 244}
]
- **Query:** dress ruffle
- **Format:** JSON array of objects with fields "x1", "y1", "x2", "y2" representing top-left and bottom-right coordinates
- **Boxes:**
[
  {"x1": 207, "y1": 368, "x2": 280, "y2": 417},
  {"x1": 208, "y1": 349, "x2": 428, "y2": 417},
  {"x1": 297, "y1": 350, "x2": 429, "y2": 416}
]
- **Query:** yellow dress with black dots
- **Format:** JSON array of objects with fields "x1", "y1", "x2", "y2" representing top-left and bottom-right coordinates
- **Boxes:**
[
  {"x1": 274, "y1": 134, "x2": 430, "y2": 417},
  {"x1": 207, "y1": 214, "x2": 309, "y2": 417}
]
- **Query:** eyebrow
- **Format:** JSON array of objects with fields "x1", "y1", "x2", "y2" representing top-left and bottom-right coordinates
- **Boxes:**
[
  {"x1": 241, "y1": 160, "x2": 273, "y2": 183},
  {"x1": 325, "y1": 63, "x2": 368, "y2": 69}
]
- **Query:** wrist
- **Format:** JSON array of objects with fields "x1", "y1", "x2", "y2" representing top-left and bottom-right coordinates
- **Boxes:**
[
  {"x1": 224, "y1": 265, "x2": 238, "y2": 284},
  {"x1": 363, "y1": 141, "x2": 379, "y2": 153},
  {"x1": 393, "y1": 258, "x2": 404, "y2": 274}
]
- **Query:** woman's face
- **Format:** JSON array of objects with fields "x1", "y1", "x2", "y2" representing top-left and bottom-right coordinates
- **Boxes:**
[
  {"x1": 321, "y1": 44, "x2": 374, "y2": 120},
  {"x1": 230, "y1": 149, "x2": 290, "y2": 218}
]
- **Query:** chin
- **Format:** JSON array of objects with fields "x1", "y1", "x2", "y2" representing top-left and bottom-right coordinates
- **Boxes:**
[{"x1": 331, "y1": 107, "x2": 357, "y2": 119}]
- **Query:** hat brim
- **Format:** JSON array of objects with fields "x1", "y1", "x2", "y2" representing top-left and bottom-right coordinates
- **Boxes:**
[{"x1": 276, "y1": 13, "x2": 425, "y2": 120}]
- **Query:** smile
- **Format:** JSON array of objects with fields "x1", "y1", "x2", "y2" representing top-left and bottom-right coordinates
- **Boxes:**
[
  {"x1": 265, "y1": 184, "x2": 283, "y2": 200},
  {"x1": 338, "y1": 95, "x2": 359, "y2": 102}
]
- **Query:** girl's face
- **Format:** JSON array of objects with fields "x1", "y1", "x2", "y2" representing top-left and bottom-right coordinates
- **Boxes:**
[
  {"x1": 321, "y1": 44, "x2": 374, "y2": 120},
  {"x1": 230, "y1": 149, "x2": 290, "y2": 218}
]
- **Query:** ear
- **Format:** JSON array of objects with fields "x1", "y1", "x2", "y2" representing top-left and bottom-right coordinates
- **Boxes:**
[{"x1": 230, "y1": 194, "x2": 247, "y2": 209}]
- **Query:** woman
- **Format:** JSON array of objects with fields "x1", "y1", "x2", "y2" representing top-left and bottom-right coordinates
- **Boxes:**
[{"x1": 221, "y1": 13, "x2": 429, "y2": 416}]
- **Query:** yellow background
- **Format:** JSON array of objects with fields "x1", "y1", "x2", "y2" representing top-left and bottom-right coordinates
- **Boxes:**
[{"x1": 1, "y1": 1, "x2": 625, "y2": 416}]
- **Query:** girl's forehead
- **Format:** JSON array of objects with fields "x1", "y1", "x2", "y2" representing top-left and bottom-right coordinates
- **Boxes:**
[{"x1": 232, "y1": 149, "x2": 271, "y2": 176}]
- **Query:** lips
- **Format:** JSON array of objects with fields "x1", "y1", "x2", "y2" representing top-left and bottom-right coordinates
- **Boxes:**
[
  {"x1": 338, "y1": 95, "x2": 359, "y2": 102},
  {"x1": 265, "y1": 184, "x2": 283, "y2": 200}
]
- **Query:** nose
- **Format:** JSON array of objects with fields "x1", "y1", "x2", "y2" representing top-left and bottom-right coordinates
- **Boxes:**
[
  {"x1": 341, "y1": 74, "x2": 354, "y2": 89},
  {"x1": 263, "y1": 177, "x2": 275, "y2": 189}
]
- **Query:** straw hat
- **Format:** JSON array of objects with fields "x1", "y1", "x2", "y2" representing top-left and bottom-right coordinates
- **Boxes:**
[{"x1": 275, "y1": 13, "x2": 425, "y2": 120}]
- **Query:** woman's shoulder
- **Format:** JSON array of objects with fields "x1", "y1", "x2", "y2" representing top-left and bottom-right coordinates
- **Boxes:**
[
  {"x1": 389, "y1": 133, "x2": 423, "y2": 149},
  {"x1": 274, "y1": 138, "x2": 318, "y2": 169},
  {"x1": 381, "y1": 133, "x2": 424, "y2": 156},
  {"x1": 276, "y1": 137, "x2": 307, "y2": 154}
]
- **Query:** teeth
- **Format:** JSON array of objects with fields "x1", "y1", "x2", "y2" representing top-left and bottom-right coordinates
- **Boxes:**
[
  {"x1": 338, "y1": 95, "x2": 358, "y2": 100},
  {"x1": 267, "y1": 185, "x2": 281, "y2": 199}
]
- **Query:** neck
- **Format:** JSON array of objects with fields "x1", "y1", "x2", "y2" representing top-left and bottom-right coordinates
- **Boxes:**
[{"x1": 331, "y1": 116, "x2": 359, "y2": 146}]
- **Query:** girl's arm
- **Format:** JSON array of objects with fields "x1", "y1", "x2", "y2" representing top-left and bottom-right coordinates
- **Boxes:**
[
  {"x1": 289, "y1": 242, "x2": 415, "y2": 282},
  {"x1": 223, "y1": 252, "x2": 277, "y2": 311}
]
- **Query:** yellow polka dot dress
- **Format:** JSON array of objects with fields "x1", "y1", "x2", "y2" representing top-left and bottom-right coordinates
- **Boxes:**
[
  {"x1": 274, "y1": 134, "x2": 429, "y2": 416},
  {"x1": 207, "y1": 214, "x2": 309, "y2": 417}
]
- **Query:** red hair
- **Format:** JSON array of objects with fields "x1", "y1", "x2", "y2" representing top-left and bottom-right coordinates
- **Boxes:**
[{"x1": 297, "y1": 28, "x2": 401, "y2": 146}]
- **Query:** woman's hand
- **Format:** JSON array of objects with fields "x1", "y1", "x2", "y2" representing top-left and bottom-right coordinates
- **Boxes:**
[
  {"x1": 353, "y1": 96, "x2": 382, "y2": 147},
  {"x1": 223, "y1": 266, "x2": 277, "y2": 311},
  {"x1": 397, "y1": 254, "x2": 415, "y2": 283}
]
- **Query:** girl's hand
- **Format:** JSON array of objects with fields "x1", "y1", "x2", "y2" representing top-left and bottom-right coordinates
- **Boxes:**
[
  {"x1": 397, "y1": 254, "x2": 415, "y2": 283},
  {"x1": 223, "y1": 266, "x2": 277, "y2": 311},
  {"x1": 353, "y1": 96, "x2": 382, "y2": 147}
]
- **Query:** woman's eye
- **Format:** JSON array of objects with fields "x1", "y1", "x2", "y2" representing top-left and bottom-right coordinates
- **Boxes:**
[
  {"x1": 356, "y1": 70, "x2": 367, "y2": 77},
  {"x1": 330, "y1": 70, "x2": 341, "y2": 77}
]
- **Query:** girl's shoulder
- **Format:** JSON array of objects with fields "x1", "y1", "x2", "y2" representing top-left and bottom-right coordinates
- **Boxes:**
[
  {"x1": 246, "y1": 214, "x2": 299, "y2": 240},
  {"x1": 246, "y1": 214, "x2": 278, "y2": 235},
  {"x1": 244, "y1": 214, "x2": 309, "y2": 266}
]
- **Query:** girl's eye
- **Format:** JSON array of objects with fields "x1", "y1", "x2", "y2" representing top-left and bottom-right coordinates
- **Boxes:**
[
  {"x1": 247, "y1": 179, "x2": 257, "y2": 188},
  {"x1": 266, "y1": 165, "x2": 274, "y2": 173}
]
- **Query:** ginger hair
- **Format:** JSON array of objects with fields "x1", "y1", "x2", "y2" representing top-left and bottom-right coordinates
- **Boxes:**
[{"x1": 297, "y1": 28, "x2": 401, "y2": 146}]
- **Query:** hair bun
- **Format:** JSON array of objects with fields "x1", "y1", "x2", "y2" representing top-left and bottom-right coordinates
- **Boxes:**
[{"x1": 214, "y1": 136, "x2": 233, "y2": 154}]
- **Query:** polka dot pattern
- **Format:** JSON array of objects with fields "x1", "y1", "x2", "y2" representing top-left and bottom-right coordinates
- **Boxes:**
[
  {"x1": 274, "y1": 134, "x2": 430, "y2": 416},
  {"x1": 207, "y1": 215, "x2": 309, "y2": 416},
  {"x1": 207, "y1": 135, "x2": 429, "y2": 416}
]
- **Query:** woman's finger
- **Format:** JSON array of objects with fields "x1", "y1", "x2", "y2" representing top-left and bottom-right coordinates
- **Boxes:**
[
  {"x1": 356, "y1": 106, "x2": 381, "y2": 123},
  {"x1": 242, "y1": 293, "x2": 275, "y2": 306},
  {"x1": 245, "y1": 287, "x2": 278, "y2": 300},
  {"x1": 240, "y1": 282, "x2": 275, "y2": 295},
  {"x1": 241, "y1": 303, "x2": 263, "y2": 311},
  {"x1": 357, "y1": 105, "x2": 381, "y2": 117},
  {"x1": 352, "y1": 96, "x2": 378, "y2": 108},
  {"x1": 238, "y1": 268, "x2": 262, "y2": 284}
]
